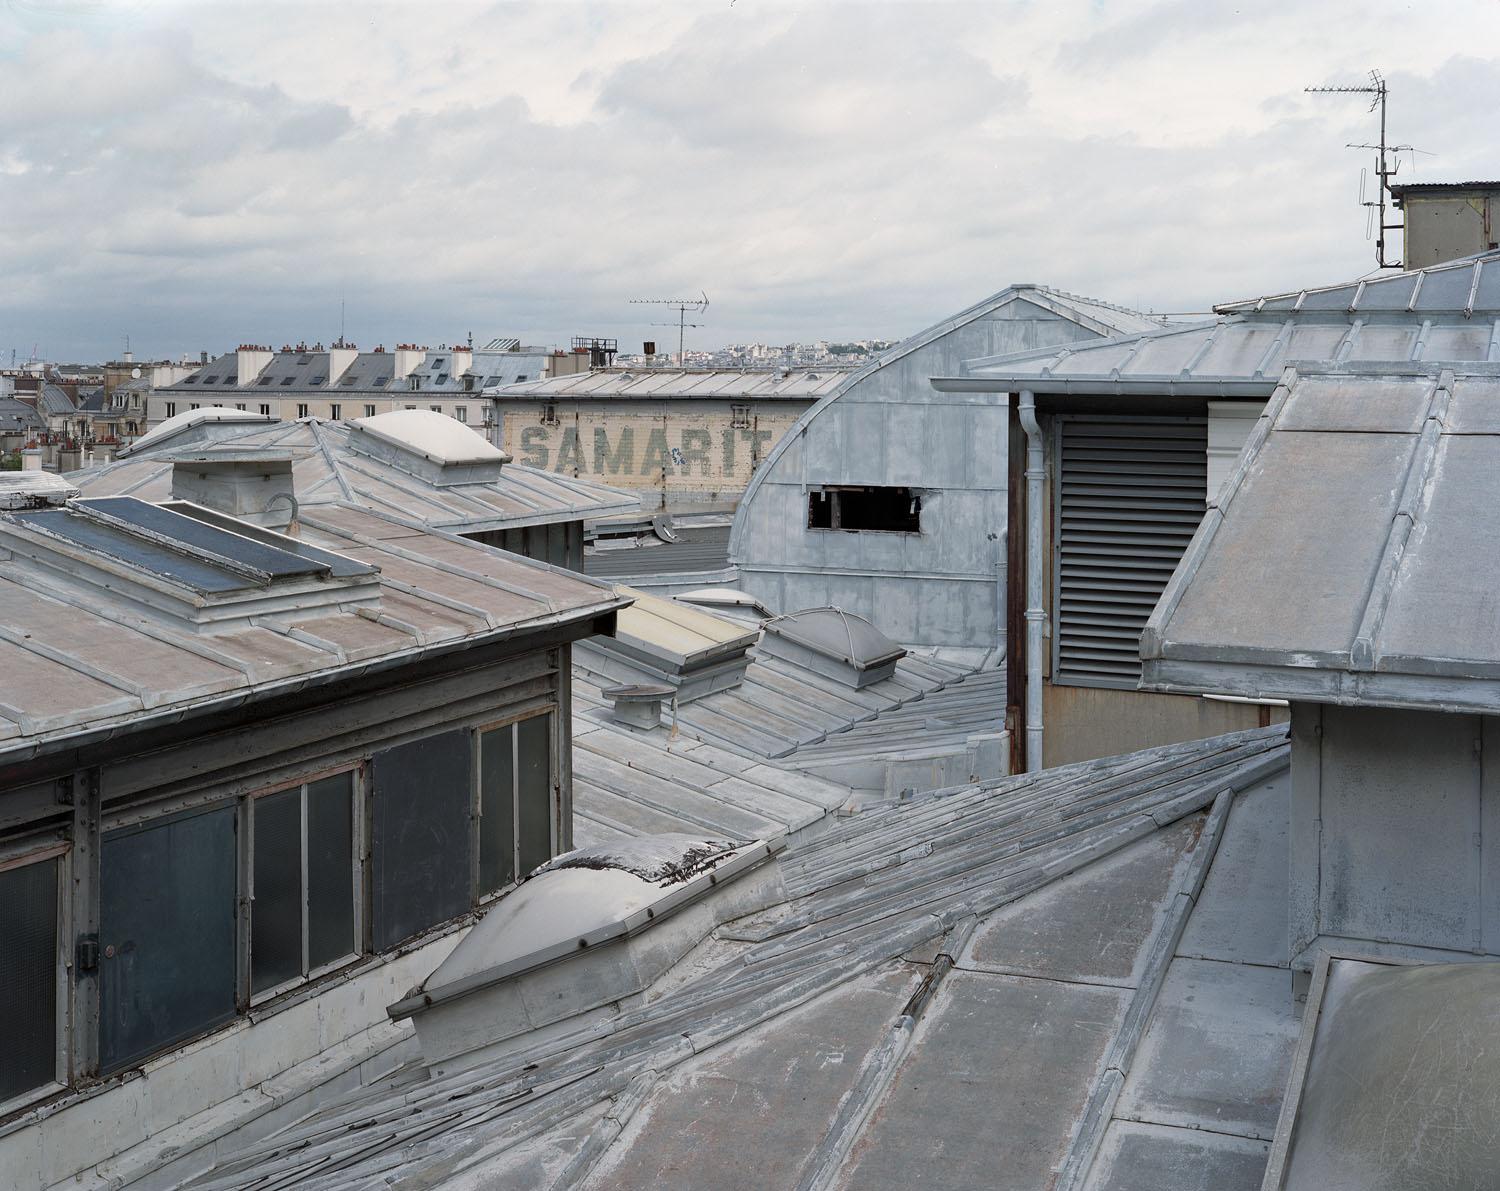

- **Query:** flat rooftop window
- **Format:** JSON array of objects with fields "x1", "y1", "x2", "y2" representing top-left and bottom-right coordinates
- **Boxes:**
[{"x1": 808, "y1": 486, "x2": 922, "y2": 533}]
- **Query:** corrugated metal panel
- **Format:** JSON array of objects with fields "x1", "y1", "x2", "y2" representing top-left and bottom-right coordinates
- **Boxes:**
[{"x1": 1054, "y1": 417, "x2": 1206, "y2": 688}]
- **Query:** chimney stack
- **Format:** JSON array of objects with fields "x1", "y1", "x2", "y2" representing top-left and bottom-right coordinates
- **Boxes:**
[
  {"x1": 393, "y1": 344, "x2": 427, "y2": 380},
  {"x1": 236, "y1": 344, "x2": 272, "y2": 387}
]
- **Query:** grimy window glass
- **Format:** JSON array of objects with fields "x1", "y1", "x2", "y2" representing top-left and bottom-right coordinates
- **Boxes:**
[
  {"x1": 307, "y1": 774, "x2": 355, "y2": 970},
  {"x1": 371, "y1": 730, "x2": 473, "y2": 950},
  {"x1": 516, "y1": 714, "x2": 553, "y2": 879},
  {"x1": 250, "y1": 772, "x2": 356, "y2": 994},
  {"x1": 807, "y1": 486, "x2": 922, "y2": 533},
  {"x1": 479, "y1": 724, "x2": 517, "y2": 896},
  {"x1": 0, "y1": 857, "x2": 59, "y2": 1102},
  {"x1": 99, "y1": 807, "x2": 237, "y2": 1073},
  {"x1": 251, "y1": 789, "x2": 303, "y2": 994}
]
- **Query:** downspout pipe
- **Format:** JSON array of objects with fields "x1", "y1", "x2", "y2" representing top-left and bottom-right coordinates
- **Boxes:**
[{"x1": 1017, "y1": 389, "x2": 1045, "y2": 772}]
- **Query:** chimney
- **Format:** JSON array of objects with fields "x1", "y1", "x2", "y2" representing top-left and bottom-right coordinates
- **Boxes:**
[
  {"x1": 450, "y1": 343, "x2": 472, "y2": 380},
  {"x1": 200, "y1": 350, "x2": 209, "y2": 365},
  {"x1": 170, "y1": 455, "x2": 298, "y2": 530},
  {"x1": 327, "y1": 344, "x2": 358, "y2": 386},
  {"x1": 393, "y1": 343, "x2": 426, "y2": 380},
  {"x1": 236, "y1": 344, "x2": 272, "y2": 387}
]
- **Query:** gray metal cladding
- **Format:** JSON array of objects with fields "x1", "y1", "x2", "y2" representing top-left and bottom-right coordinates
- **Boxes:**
[
  {"x1": 731, "y1": 286, "x2": 1147, "y2": 647},
  {"x1": 1054, "y1": 417, "x2": 1206, "y2": 687}
]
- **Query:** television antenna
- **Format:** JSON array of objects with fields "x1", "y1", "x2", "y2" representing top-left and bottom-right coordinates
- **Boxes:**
[
  {"x1": 1306, "y1": 69, "x2": 1423, "y2": 270},
  {"x1": 629, "y1": 292, "x2": 709, "y2": 365}
]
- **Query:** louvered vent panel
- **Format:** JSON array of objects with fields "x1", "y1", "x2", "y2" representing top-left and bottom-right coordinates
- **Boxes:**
[{"x1": 1055, "y1": 418, "x2": 1207, "y2": 687}]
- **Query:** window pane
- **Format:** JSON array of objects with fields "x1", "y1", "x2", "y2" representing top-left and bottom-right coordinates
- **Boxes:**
[
  {"x1": 307, "y1": 774, "x2": 355, "y2": 970},
  {"x1": 479, "y1": 725, "x2": 515, "y2": 895},
  {"x1": 516, "y1": 715, "x2": 552, "y2": 878},
  {"x1": 0, "y1": 858, "x2": 57, "y2": 1101},
  {"x1": 100, "y1": 807, "x2": 236, "y2": 1073},
  {"x1": 252, "y1": 789, "x2": 302, "y2": 994},
  {"x1": 370, "y1": 731, "x2": 473, "y2": 950}
]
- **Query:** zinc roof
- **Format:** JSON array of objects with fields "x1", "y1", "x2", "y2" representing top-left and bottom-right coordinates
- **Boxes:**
[
  {"x1": 1142, "y1": 366, "x2": 1500, "y2": 712},
  {"x1": 941, "y1": 251, "x2": 1500, "y2": 397},
  {"x1": 0, "y1": 501, "x2": 626, "y2": 762},
  {"x1": 609, "y1": 585, "x2": 758, "y2": 669},
  {"x1": 489, "y1": 366, "x2": 854, "y2": 401},
  {"x1": 69, "y1": 417, "x2": 639, "y2": 533},
  {"x1": 175, "y1": 725, "x2": 1290, "y2": 1190}
]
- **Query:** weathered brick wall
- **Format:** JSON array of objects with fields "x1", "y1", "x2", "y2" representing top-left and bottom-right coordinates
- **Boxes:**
[{"x1": 498, "y1": 399, "x2": 813, "y2": 506}]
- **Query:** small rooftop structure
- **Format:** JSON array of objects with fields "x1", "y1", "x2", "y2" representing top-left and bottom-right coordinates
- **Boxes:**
[
  {"x1": 390, "y1": 834, "x2": 786, "y2": 1073},
  {"x1": 578, "y1": 584, "x2": 759, "y2": 701},
  {"x1": 71, "y1": 416, "x2": 638, "y2": 537},
  {"x1": 1142, "y1": 366, "x2": 1500, "y2": 712},
  {"x1": 759, "y1": 606, "x2": 907, "y2": 687},
  {"x1": 121, "y1": 407, "x2": 276, "y2": 456},
  {"x1": 346, "y1": 408, "x2": 512, "y2": 485},
  {"x1": 0, "y1": 470, "x2": 79, "y2": 509}
]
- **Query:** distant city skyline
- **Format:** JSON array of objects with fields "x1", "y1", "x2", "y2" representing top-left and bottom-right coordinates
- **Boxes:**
[{"x1": 3, "y1": 2, "x2": 1497, "y2": 362}]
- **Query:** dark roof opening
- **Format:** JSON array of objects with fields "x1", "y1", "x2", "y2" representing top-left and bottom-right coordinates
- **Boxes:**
[{"x1": 808, "y1": 486, "x2": 922, "y2": 533}]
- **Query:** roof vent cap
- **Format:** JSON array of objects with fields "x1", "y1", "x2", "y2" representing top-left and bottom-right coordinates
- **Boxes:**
[
  {"x1": 758, "y1": 605, "x2": 906, "y2": 687},
  {"x1": 120, "y1": 407, "x2": 275, "y2": 458},
  {"x1": 346, "y1": 409, "x2": 511, "y2": 486}
]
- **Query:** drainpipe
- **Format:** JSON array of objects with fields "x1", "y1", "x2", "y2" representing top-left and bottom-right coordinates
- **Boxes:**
[{"x1": 1017, "y1": 389, "x2": 1045, "y2": 772}]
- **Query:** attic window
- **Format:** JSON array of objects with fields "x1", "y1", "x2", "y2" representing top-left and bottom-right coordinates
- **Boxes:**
[
  {"x1": 297, "y1": 355, "x2": 311, "y2": 366},
  {"x1": 258, "y1": 376, "x2": 273, "y2": 386},
  {"x1": 308, "y1": 376, "x2": 325, "y2": 386},
  {"x1": 808, "y1": 486, "x2": 922, "y2": 533},
  {"x1": 483, "y1": 376, "x2": 500, "y2": 387},
  {"x1": 514, "y1": 374, "x2": 527, "y2": 382},
  {"x1": 184, "y1": 376, "x2": 197, "y2": 384},
  {"x1": 203, "y1": 376, "x2": 219, "y2": 384},
  {"x1": 340, "y1": 374, "x2": 358, "y2": 385},
  {"x1": 731, "y1": 404, "x2": 751, "y2": 429},
  {"x1": 369, "y1": 378, "x2": 386, "y2": 389},
  {"x1": 280, "y1": 377, "x2": 294, "y2": 386}
]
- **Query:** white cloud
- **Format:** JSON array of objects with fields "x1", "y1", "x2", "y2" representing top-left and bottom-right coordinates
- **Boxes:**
[{"x1": 1, "y1": 0, "x2": 1497, "y2": 362}]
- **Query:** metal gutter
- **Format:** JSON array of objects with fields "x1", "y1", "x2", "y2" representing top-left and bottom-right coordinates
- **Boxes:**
[{"x1": 1017, "y1": 390, "x2": 1045, "y2": 773}]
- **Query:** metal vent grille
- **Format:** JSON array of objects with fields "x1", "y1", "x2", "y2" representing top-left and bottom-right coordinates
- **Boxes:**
[{"x1": 1054, "y1": 417, "x2": 1207, "y2": 688}]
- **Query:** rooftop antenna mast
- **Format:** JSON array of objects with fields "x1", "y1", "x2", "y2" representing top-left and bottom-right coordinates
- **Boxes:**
[
  {"x1": 1306, "y1": 69, "x2": 1409, "y2": 269},
  {"x1": 629, "y1": 292, "x2": 710, "y2": 365}
]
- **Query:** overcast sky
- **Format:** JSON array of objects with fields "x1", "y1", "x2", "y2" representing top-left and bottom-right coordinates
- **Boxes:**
[{"x1": 3, "y1": 0, "x2": 1498, "y2": 363}]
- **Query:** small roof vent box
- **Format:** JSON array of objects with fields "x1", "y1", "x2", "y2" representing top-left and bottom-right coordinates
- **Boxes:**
[
  {"x1": 0, "y1": 472, "x2": 80, "y2": 510},
  {"x1": 0, "y1": 496, "x2": 380, "y2": 631},
  {"x1": 576, "y1": 586, "x2": 757, "y2": 703},
  {"x1": 759, "y1": 606, "x2": 906, "y2": 687},
  {"x1": 347, "y1": 409, "x2": 512, "y2": 486},
  {"x1": 390, "y1": 834, "x2": 786, "y2": 1074}
]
